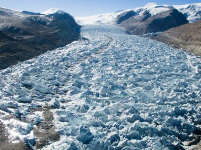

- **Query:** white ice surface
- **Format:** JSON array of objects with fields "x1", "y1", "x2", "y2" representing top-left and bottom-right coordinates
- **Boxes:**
[
  {"x1": 0, "y1": 25, "x2": 201, "y2": 149},
  {"x1": 76, "y1": 13, "x2": 116, "y2": 25}
]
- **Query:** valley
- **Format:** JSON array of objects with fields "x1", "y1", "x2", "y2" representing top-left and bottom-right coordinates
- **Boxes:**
[
  {"x1": 0, "y1": 2, "x2": 201, "y2": 150},
  {"x1": 0, "y1": 25, "x2": 201, "y2": 149}
]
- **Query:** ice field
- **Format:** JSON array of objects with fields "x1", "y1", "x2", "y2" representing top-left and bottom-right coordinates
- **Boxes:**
[{"x1": 1, "y1": 25, "x2": 201, "y2": 149}]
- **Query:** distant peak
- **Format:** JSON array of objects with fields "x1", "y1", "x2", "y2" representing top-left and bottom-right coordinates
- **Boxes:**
[
  {"x1": 42, "y1": 8, "x2": 66, "y2": 15},
  {"x1": 144, "y1": 3, "x2": 158, "y2": 8}
]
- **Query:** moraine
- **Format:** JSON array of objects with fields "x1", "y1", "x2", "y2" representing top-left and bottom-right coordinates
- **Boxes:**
[{"x1": 0, "y1": 25, "x2": 201, "y2": 149}]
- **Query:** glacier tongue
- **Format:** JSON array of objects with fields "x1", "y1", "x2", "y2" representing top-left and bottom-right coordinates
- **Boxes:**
[{"x1": 0, "y1": 25, "x2": 201, "y2": 149}]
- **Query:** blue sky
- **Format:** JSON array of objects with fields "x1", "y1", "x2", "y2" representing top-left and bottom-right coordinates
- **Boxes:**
[{"x1": 1, "y1": 0, "x2": 201, "y2": 17}]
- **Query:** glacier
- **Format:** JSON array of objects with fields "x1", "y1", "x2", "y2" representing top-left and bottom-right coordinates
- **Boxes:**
[{"x1": 0, "y1": 25, "x2": 201, "y2": 149}]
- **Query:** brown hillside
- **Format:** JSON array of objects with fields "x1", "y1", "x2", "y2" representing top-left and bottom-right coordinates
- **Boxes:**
[{"x1": 155, "y1": 20, "x2": 201, "y2": 56}]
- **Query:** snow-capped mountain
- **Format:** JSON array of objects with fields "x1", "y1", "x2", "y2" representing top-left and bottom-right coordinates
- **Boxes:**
[
  {"x1": 42, "y1": 8, "x2": 67, "y2": 15},
  {"x1": 0, "y1": 7, "x2": 80, "y2": 69},
  {"x1": 174, "y1": 3, "x2": 201, "y2": 23},
  {"x1": 77, "y1": 3, "x2": 188, "y2": 35},
  {"x1": 76, "y1": 3, "x2": 201, "y2": 25},
  {"x1": 76, "y1": 3, "x2": 170, "y2": 25}
]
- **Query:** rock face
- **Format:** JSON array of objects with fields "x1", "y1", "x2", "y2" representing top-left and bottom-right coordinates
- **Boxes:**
[
  {"x1": 153, "y1": 20, "x2": 201, "y2": 56},
  {"x1": 118, "y1": 8, "x2": 188, "y2": 35},
  {"x1": 116, "y1": 10, "x2": 136, "y2": 24},
  {"x1": 0, "y1": 7, "x2": 80, "y2": 69}
]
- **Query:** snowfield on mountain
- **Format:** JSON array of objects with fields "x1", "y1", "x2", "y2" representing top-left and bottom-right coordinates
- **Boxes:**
[
  {"x1": 173, "y1": 3, "x2": 201, "y2": 23},
  {"x1": 1, "y1": 25, "x2": 201, "y2": 149},
  {"x1": 76, "y1": 3, "x2": 201, "y2": 25}
]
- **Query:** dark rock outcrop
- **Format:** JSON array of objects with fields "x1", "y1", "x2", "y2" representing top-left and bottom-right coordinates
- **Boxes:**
[
  {"x1": 118, "y1": 8, "x2": 188, "y2": 35},
  {"x1": 0, "y1": 7, "x2": 80, "y2": 69},
  {"x1": 0, "y1": 31, "x2": 14, "y2": 42},
  {"x1": 116, "y1": 10, "x2": 136, "y2": 24}
]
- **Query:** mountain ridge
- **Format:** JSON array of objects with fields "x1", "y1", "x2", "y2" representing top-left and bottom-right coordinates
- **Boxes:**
[
  {"x1": 0, "y1": 7, "x2": 80, "y2": 69},
  {"x1": 76, "y1": 3, "x2": 201, "y2": 25},
  {"x1": 117, "y1": 8, "x2": 188, "y2": 35}
]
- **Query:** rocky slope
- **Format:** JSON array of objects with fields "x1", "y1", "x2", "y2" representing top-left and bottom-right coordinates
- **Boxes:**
[
  {"x1": 118, "y1": 8, "x2": 188, "y2": 35},
  {"x1": 0, "y1": 7, "x2": 80, "y2": 69},
  {"x1": 153, "y1": 20, "x2": 201, "y2": 56}
]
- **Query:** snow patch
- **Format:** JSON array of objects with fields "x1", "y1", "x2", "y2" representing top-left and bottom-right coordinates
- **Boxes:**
[{"x1": 42, "y1": 8, "x2": 66, "y2": 15}]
